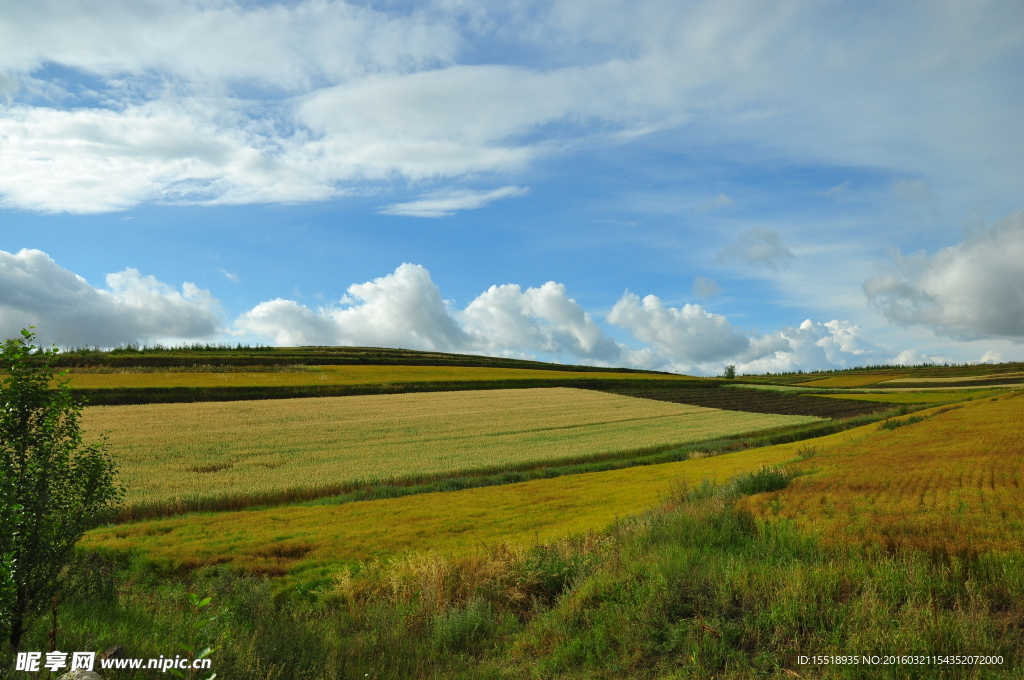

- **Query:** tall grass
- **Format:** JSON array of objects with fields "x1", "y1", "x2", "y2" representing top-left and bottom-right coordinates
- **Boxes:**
[{"x1": 9, "y1": 478, "x2": 1023, "y2": 679}]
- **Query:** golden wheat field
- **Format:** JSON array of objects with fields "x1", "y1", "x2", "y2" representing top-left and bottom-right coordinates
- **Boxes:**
[
  {"x1": 62, "y1": 364, "x2": 689, "y2": 389},
  {"x1": 742, "y1": 392, "x2": 1024, "y2": 554},
  {"x1": 82, "y1": 387, "x2": 817, "y2": 515},
  {"x1": 82, "y1": 438, "x2": 807, "y2": 577}
]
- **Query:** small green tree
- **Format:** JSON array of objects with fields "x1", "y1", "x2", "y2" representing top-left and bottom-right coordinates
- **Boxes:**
[
  {"x1": 0, "y1": 461, "x2": 16, "y2": 647},
  {"x1": 0, "y1": 329, "x2": 122, "y2": 650},
  {"x1": 723, "y1": 364, "x2": 736, "y2": 379}
]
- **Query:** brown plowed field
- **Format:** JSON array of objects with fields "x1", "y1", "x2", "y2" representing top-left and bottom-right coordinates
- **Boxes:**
[{"x1": 590, "y1": 386, "x2": 888, "y2": 418}]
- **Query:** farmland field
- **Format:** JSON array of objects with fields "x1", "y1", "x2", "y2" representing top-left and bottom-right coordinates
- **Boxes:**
[
  {"x1": 82, "y1": 387, "x2": 818, "y2": 517},
  {"x1": 82, "y1": 434, "x2": 810, "y2": 576},
  {"x1": 743, "y1": 392, "x2": 1024, "y2": 554},
  {"x1": 62, "y1": 364, "x2": 691, "y2": 389}
]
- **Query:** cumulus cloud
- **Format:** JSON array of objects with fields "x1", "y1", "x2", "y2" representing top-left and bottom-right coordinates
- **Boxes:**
[
  {"x1": 718, "y1": 228, "x2": 796, "y2": 271},
  {"x1": 889, "y1": 349, "x2": 939, "y2": 366},
  {"x1": 460, "y1": 281, "x2": 632, "y2": 363},
  {"x1": 379, "y1": 186, "x2": 528, "y2": 217},
  {"x1": 236, "y1": 264, "x2": 470, "y2": 350},
  {"x1": 607, "y1": 293, "x2": 752, "y2": 365},
  {"x1": 0, "y1": 249, "x2": 221, "y2": 346},
  {"x1": 235, "y1": 263, "x2": 652, "y2": 366},
  {"x1": 731, "y1": 319, "x2": 890, "y2": 375},
  {"x1": 864, "y1": 209, "x2": 1024, "y2": 341},
  {"x1": 0, "y1": 252, "x2": 955, "y2": 373},
  {"x1": 235, "y1": 267, "x2": 914, "y2": 375}
]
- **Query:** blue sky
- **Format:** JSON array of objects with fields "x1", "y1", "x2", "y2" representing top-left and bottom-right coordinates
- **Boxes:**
[{"x1": 1, "y1": 0, "x2": 1023, "y2": 374}]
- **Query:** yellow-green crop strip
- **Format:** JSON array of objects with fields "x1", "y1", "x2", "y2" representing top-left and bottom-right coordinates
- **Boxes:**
[
  {"x1": 810, "y1": 390, "x2": 1005, "y2": 404},
  {"x1": 83, "y1": 388, "x2": 817, "y2": 516},
  {"x1": 83, "y1": 436, "x2": 812, "y2": 577}
]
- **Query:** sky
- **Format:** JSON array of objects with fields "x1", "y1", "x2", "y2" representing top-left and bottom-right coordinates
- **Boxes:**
[{"x1": 1, "y1": 0, "x2": 1023, "y2": 375}]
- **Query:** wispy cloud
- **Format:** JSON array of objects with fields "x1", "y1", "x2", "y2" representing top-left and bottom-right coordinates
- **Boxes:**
[
  {"x1": 892, "y1": 178, "x2": 940, "y2": 218},
  {"x1": 718, "y1": 228, "x2": 796, "y2": 272},
  {"x1": 379, "y1": 186, "x2": 528, "y2": 218},
  {"x1": 692, "y1": 276, "x2": 721, "y2": 299},
  {"x1": 696, "y1": 193, "x2": 733, "y2": 212},
  {"x1": 825, "y1": 181, "x2": 850, "y2": 198},
  {"x1": 220, "y1": 269, "x2": 239, "y2": 283}
]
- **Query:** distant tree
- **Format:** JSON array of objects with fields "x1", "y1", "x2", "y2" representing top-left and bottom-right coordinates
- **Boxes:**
[
  {"x1": 0, "y1": 329, "x2": 122, "y2": 650},
  {"x1": 723, "y1": 364, "x2": 736, "y2": 379}
]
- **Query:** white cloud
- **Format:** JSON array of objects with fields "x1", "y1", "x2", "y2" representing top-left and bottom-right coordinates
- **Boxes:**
[
  {"x1": 889, "y1": 349, "x2": 939, "y2": 366},
  {"x1": 606, "y1": 292, "x2": 752, "y2": 365},
  {"x1": 0, "y1": 249, "x2": 221, "y2": 347},
  {"x1": 220, "y1": 269, "x2": 239, "y2": 283},
  {"x1": 980, "y1": 350, "x2": 1004, "y2": 364},
  {"x1": 0, "y1": 0, "x2": 459, "y2": 88},
  {"x1": 235, "y1": 268, "x2": 916, "y2": 374},
  {"x1": 718, "y1": 227, "x2": 796, "y2": 271},
  {"x1": 460, "y1": 281, "x2": 628, "y2": 362},
  {"x1": 0, "y1": 100, "x2": 368, "y2": 213},
  {"x1": 236, "y1": 263, "x2": 645, "y2": 365},
  {"x1": 732, "y1": 319, "x2": 890, "y2": 375},
  {"x1": 236, "y1": 264, "x2": 470, "y2": 350},
  {"x1": 379, "y1": 186, "x2": 528, "y2": 217},
  {"x1": 864, "y1": 209, "x2": 1024, "y2": 341},
  {"x1": 0, "y1": 252, "x2": 978, "y2": 373},
  {"x1": 1, "y1": 0, "x2": 1018, "y2": 213}
]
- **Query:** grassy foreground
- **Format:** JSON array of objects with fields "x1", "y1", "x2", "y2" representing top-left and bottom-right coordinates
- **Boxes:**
[
  {"x1": 13, "y1": 473, "x2": 1023, "y2": 679},
  {"x1": 82, "y1": 388, "x2": 816, "y2": 518}
]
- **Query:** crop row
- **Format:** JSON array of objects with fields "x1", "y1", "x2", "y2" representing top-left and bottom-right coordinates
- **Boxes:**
[{"x1": 742, "y1": 392, "x2": 1024, "y2": 556}]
